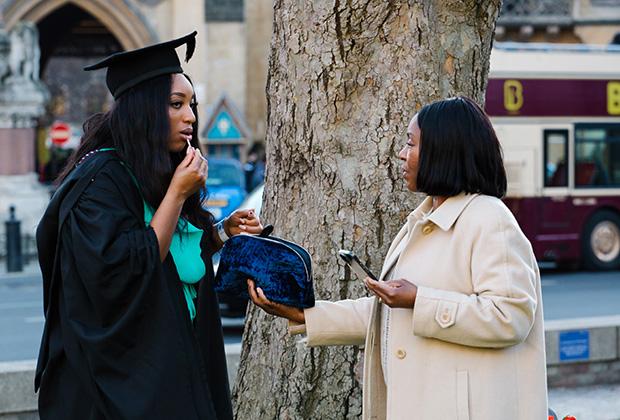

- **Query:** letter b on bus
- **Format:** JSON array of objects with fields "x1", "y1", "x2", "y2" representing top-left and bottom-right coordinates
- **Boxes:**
[
  {"x1": 504, "y1": 80, "x2": 523, "y2": 113},
  {"x1": 608, "y1": 82, "x2": 620, "y2": 115}
]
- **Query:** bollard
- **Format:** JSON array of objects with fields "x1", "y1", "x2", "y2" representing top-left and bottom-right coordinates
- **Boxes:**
[{"x1": 5, "y1": 205, "x2": 23, "y2": 272}]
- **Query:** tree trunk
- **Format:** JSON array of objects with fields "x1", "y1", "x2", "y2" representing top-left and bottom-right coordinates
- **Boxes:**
[{"x1": 233, "y1": 1, "x2": 501, "y2": 418}]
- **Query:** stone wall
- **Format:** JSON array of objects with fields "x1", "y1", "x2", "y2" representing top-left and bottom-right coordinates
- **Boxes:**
[
  {"x1": 546, "y1": 316, "x2": 620, "y2": 387},
  {"x1": 0, "y1": 360, "x2": 37, "y2": 420}
]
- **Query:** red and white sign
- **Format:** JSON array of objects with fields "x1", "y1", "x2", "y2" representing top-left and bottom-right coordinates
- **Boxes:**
[{"x1": 50, "y1": 122, "x2": 70, "y2": 146}]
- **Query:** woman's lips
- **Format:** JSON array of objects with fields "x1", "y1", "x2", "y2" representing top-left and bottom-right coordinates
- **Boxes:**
[{"x1": 181, "y1": 133, "x2": 192, "y2": 142}]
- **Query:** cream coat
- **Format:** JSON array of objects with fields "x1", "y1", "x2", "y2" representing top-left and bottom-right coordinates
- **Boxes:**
[{"x1": 296, "y1": 194, "x2": 548, "y2": 420}]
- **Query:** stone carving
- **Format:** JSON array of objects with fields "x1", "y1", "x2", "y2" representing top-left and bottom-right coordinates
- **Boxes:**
[
  {"x1": 0, "y1": 21, "x2": 49, "y2": 129},
  {"x1": 0, "y1": 28, "x2": 9, "y2": 83},
  {"x1": 8, "y1": 22, "x2": 39, "y2": 83}
]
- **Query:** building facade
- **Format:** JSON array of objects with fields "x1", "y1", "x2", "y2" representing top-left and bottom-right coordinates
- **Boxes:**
[
  {"x1": 496, "y1": 0, "x2": 620, "y2": 44},
  {"x1": 0, "y1": 0, "x2": 271, "y2": 240}
]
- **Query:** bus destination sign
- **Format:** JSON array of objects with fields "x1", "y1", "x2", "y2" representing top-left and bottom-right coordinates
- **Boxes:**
[{"x1": 485, "y1": 78, "x2": 620, "y2": 117}]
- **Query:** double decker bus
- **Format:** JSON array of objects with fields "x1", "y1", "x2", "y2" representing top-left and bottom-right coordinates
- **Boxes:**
[{"x1": 486, "y1": 43, "x2": 620, "y2": 270}]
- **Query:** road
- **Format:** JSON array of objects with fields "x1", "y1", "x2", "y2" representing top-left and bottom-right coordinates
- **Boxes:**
[
  {"x1": 541, "y1": 268, "x2": 620, "y2": 320},
  {"x1": 0, "y1": 272, "x2": 245, "y2": 363},
  {"x1": 0, "y1": 273, "x2": 43, "y2": 363},
  {"x1": 0, "y1": 268, "x2": 619, "y2": 363}
]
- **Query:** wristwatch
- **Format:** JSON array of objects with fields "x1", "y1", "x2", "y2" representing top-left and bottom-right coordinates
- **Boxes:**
[{"x1": 216, "y1": 219, "x2": 229, "y2": 243}]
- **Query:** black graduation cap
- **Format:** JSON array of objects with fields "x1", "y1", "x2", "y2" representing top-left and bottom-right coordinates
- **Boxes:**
[{"x1": 84, "y1": 31, "x2": 197, "y2": 99}]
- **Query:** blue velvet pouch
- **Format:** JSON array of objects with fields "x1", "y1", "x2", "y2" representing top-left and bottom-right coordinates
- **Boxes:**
[{"x1": 214, "y1": 229, "x2": 315, "y2": 308}]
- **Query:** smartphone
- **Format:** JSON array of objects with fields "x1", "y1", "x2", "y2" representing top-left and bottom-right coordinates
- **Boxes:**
[{"x1": 338, "y1": 249, "x2": 378, "y2": 281}]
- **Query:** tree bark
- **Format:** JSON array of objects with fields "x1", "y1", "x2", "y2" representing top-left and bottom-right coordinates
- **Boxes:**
[{"x1": 233, "y1": 1, "x2": 501, "y2": 418}]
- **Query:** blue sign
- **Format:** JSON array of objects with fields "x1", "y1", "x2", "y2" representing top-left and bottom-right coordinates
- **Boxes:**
[
  {"x1": 207, "y1": 110, "x2": 242, "y2": 140},
  {"x1": 559, "y1": 330, "x2": 590, "y2": 362}
]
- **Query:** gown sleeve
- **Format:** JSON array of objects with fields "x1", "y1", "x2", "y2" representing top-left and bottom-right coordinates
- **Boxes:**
[
  {"x1": 60, "y1": 164, "x2": 160, "y2": 327},
  {"x1": 57, "y1": 161, "x2": 200, "y2": 418}
]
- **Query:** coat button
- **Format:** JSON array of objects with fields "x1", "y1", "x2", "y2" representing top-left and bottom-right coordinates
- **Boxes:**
[
  {"x1": 422, "y1": 224, "x2": 434, "y2": 235},
  {"x1": 396, "y1": 349, "x2": 406, "y2": 359}
]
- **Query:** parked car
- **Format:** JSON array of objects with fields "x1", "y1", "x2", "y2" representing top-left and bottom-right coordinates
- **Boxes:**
[
  {"x1": 215, "y1": 183, "x2": 264, "y2": 324},
  {"x1": 203, "y1": 158, "x2": 246, "y2": 222}
]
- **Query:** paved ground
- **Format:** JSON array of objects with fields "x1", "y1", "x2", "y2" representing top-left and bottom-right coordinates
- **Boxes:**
[{"x1": 549, "y1": 384, "x2": 620, "y2": 420}]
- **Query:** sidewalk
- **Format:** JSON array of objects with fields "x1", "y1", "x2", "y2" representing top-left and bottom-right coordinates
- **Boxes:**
[
  {"x1": 0, "y1": 260, "x2": 41, "y2": 284},
  {"x1": 1, "y1": 355, "x2": 618, "y2": 419},
  {"x1": 549, "y1": 384, "x2": 620, "y2": 420}
]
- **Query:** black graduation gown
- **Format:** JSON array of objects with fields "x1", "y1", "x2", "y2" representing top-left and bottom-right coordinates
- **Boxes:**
[{"x1": 35, "y1": 151, "x2": 233, "y2": 420}]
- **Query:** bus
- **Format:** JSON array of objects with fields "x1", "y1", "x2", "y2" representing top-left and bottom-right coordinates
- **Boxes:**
[{"x1": 486, "y1": 43, "x2": 620, "y2": 270}]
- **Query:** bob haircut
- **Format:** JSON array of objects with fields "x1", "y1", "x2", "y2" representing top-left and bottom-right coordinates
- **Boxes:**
[{"x1": 415, "y1": 96, "x2": 507, "y2": 198}]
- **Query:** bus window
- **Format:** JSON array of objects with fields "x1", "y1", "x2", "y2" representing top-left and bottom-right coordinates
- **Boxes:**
[
  {"x1": 575, "y1": 124, "x2": 620, "y2": 187},
  {"x1": 544, "y1": 130, "x2": 568, "y2": 187}
]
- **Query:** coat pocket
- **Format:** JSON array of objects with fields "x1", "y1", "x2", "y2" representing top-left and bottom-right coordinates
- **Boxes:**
[{"x1": 457, "y1": 370, "x2": 470, "y2": 420}]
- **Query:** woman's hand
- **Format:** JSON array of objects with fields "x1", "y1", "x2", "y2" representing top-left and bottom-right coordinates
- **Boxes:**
[
  {"x1": 364, "y1": 278, "x2": 418, "y2": 308},
  {"x1": 169, "y1": 147, "x2": 208, "y2": 201},
  {"x1": 225, "y1": 208, "x2": 263, "y2": 236},
  {"x1": 247, "y1": 279, "x2": 305, "y2": 324},
  {"x1": 152, "y1": 148, "x2": 207, "y2": 261}
]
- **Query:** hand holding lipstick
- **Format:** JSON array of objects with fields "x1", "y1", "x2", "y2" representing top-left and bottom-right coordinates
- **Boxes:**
[
  {"x1": 187, "y1": 139, "x2": 208, "y2": 163},
  {"x1": 168, "y1": 142, "x2": 208, "y2": 200}
]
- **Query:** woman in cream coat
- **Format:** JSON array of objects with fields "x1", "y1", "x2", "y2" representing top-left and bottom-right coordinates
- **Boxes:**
[{"x1": 248, "y1": 97, "x2": 548, "y2": 420}]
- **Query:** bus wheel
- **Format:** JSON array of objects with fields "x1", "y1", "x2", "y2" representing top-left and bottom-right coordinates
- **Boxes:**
[{"x1": 582, "y1": 210, "x2": 620, "y2": 270}]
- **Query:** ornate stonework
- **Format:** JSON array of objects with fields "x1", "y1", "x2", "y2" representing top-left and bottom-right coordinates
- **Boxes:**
[
  {"x1": 2, "y1": 0, "x2": 156, "y2": 50},
  {"x1": 0, "y1": 22, "x2": 48, "y2": 129}
]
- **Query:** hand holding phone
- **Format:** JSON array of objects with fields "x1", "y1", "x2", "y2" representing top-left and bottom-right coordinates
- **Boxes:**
[{"x1": 338, "y1": 249, "x2": 378, "y2": 281}]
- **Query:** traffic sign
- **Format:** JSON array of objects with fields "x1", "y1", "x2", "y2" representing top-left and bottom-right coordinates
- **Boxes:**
[{"x1": 50, "y1": 122, "x2": 70, "y2": 146}]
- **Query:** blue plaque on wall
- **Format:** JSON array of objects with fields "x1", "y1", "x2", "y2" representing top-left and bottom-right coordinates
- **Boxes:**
[{"x1": 559, "y1": 330, "x2": 589, "y2": 362}]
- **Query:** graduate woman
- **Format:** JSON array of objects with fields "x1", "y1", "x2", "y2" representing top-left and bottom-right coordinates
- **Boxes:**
[{"x1": 34, "y1": 32, "x2": 260, "y2": 419}]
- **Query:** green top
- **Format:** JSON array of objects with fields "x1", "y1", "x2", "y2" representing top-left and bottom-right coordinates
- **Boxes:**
[{"x1": 143, "y1": 203, "x2": 206, "y2": 321}]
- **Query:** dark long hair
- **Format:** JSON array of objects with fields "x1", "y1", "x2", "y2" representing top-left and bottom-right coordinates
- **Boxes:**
[
  {"x1": 415, "y1": 96, "x2": 507, "y2": 198},
  {"x1": 58, "y1": 73, "x2": 213, "y2": 230}
]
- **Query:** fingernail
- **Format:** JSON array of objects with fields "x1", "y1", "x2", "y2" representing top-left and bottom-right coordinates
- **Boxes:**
[{"x1": 240, "y1": 225, "x2": 247, "y2": 230}]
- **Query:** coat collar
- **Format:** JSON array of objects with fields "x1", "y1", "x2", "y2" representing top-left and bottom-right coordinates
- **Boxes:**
[
  {"x1": 408, "y1": 193, "x2": 479, "y2": 231},
  {"x1": 380, "y1": 193, "x2": 478, "y2": 281}
]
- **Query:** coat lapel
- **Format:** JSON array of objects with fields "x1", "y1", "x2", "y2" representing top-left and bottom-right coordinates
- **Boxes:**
[
  {"x1": 379, "y1": 229, "x2": 408, "y2": 281},
  {"x1": 379, "y1": 197, "x2": 432, "y2": 280},
  {"x1": 378, "y1": 194, "x2": 479, "y2": 281}
]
